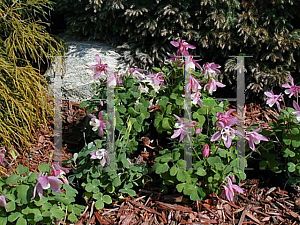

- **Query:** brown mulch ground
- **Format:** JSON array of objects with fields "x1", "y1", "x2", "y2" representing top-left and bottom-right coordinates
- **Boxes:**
[
  {"x1": 77, "y1": 181, "x2": 300, "y2": 225},
  {"x1": 4, "y1": 97, "x2": 300, "y2": 224}
]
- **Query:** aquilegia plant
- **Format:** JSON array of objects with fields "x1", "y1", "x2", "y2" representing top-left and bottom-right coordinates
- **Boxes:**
[
  {"x1": 76, "y1": 38, "x2": 270, "y2": 204},
  {"x1": 258, "y1": 76, "x2": 300, "y2": 185},
  {"x1": 0, "y1": 163, "x2": 84, "y2": 224}
]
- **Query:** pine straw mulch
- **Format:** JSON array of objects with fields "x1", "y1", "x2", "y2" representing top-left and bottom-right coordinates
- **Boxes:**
[{"x1": 3, "y1": 97, "x2": 300, "y2": 224}]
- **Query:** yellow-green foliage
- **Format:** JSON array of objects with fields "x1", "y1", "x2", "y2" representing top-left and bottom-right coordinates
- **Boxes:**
[{"x1": 0, "y1": 0, "x2": 65, "y2": 152}]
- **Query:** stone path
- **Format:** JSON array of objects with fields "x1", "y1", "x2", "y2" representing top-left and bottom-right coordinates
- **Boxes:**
[{"x1": 44, "y1": 34, "x2": 129, "y2": 102}]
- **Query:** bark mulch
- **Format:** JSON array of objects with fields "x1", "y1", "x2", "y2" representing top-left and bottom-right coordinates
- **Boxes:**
[
  {"x1": 76, "y1": 179, "x2": 300, "y2": 225},
  {"x1": 3, "y1": 98, "x2": 300, "y2": 224}
]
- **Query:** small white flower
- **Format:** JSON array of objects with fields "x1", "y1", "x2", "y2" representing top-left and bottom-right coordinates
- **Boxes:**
[
  {"x1": 191, "y1": 92, "x2": 203, "y2": 106},
  {"x1": 149, "y1": 99, "x2": 154, "y2": 107},
  {"x1": 90, "y1": 118, "x2": 100, "y2": 131},
  {"x1": 138, "y1": 84, "x2": 149, "y2": 93},
  {"x1": 175, "y1": 122, "x2": 185, "y2": 129},
  {"x1": 135, "y1": 100, "x2": 140, "y2": 106},
  {"x1": 90, "y1": 149, "x2": 107, "y2": 166},
  {"x1": 221, "y1": 127, "x2": 236, "y2": 141},
  {"x1": 292, "y1": 112, "x2": 300, "y2": 122},
  {"x1": 204, "y1": 69, "x2": 217, "y2": 79}
]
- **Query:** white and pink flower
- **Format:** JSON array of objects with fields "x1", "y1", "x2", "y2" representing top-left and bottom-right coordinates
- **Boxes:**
[
  {"x1": 204, "y1": 78, "x2": 226, "y2": 95},
  {"x1": 221, "y1": 176, "x2": 243, "y2": 201}
]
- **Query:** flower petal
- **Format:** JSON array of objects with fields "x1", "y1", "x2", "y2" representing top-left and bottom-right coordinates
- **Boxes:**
[
  {"x1": 48, "y1": 176, "x2": 63, "y2": 193},
  {"x1": 211, "y1": 131, "x2": 221, "y2": 141},
  {"x1": 293, "y1": 101, "x2": 300, "y2": 111},
  {"x1": 224, "y1": 136, "x2": 232, "y2": 148},
  {"x1": 248, "y1": 138, "x2": 255, "y2": 151},
  {"x1": 95, "y1": 54, "x2": 101, "y2": 63},
  {"x1": 282, "y1": 84, "x2": 290, "y2": 88},
  {"x1": 101, "y1": 156, "x2": 106, "y2": 167},
  {"x1": 171, "y1": 129, "x2": 181, "y2": 139},
  {"x1": 170, "y1": 41, "x2": 179, "y2": 47},
  {"x1": 232, "y1": 184, "x2": 244, "y2": 193},
  {"x1": 0, "y1": 196, "x2": 7, "y2": 211},
  {"x1": 173, "y1": 114, "x2": 184, "y2": 124},
  {"x1": 87, "y1": 114, "x2": 96, "y2": 119},
  {"x1": 179, "y1": 131, "x2": 185, "y2": 142},
  {"x1": 264, "y1": 91, "x2": 273, "y2": 97},
  {"x1": 37, "y1": 184, "x2": 44, "y2": 199},
  {"x1": 38, "y1": 176, "x2": 50, "y2": 189}
]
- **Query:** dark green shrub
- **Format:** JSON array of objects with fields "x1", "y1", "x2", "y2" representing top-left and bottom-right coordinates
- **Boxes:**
[{"x1": 56, "y1": 0, "x2": 300, "y2": 99}]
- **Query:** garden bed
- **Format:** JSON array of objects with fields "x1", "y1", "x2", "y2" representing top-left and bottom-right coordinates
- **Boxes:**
[{"x1": 6, "y1": 97, "x2": 299, "y2": 225}]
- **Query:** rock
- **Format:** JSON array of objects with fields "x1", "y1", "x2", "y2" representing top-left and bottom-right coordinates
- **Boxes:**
[{"x1": 44, "y1": 33, "x2": 129, "y2": 102}]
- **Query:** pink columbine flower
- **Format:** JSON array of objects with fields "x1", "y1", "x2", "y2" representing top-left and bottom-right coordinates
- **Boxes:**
[
  {"x1": 0, "y1": 196, "x2": 7, "y2": 212},
  {"x1": 171, "y1": 114, "x2": 197, "y2": 142},
  {"x1": 170, "y1": 40, "x2": 196, "y2": 56},
  {"x1": 129, "y1": 68, "x2": 146, "y2": 75},
  {"x1": 264, "y1": 91, "x2": 283, "y2": 112},
  {"x1": 128, "y1": 68, "x2": 147, "y2": 80},
  {"x1": 191, "y1": 75, "x2": 201, "y2": 93},
  {"x1": 282, "y1": 76, "x2": 300, "y2": 98},
  {"x1": 90, "y1": 149, "x2": 107, "y2": 166},
  {"x1": 88, "y1": 111, "x2": 107, "y2": 137},
  {"x1": 182, "y1": 91, "x2": 203, "y2": 105},
  {"x1": 107, "y1": 72, "x2": 122, "y2": 87},
  {"x1": 185, "y1": 75, "x2": 201, "y2": 93},
  {"x1": 203, "y1": 62, "x2": 221, "y2": 79},
  {"x1": 203, "y1": 144, "x2": 210, "y2": 157},
  {"x1": 292, "y1": 101, "x2": 300, "y2": 122},
  {"x1": 216, "y1": 109, "x2": 238, "y2": 127},
  {"x1": 89, "y1": 54, "x2": 108, "y2": 79},
  {"x1": 166, "y1": 53, "x2": 179, "y2": 62},
  {"x1": 0, "y1": 147, "x2": 5, "y2": 167},
  {"x1": 204, "y1": 78, "x2": 226, "y2": 95},
  {"x1": 211, "y1": 119, "x2": 238, "y2": 148},
  {"x1": 191, "y1": 92, "x2": 204, "y2": 106},
  {"x1": 245, "y1": 128, "x2": 268, "y2": 151},
  {"x1": 185, "y1": 55, "x2": 201, "y2": 69},
  {"x1": 32, "y1": 174, "x2": 64, "y2": 200},
  {"x1": 221, "y1": 176, "x2": 244, "y2": 201},
  {"x1": 146, "y1": 72, "x2": 165, "y2": 86},
  {"x1": 51, "y1": 163, "x2": 70, "y2": 185},
  {"x1": 195, "y1": 127, "x2": 202, "y2": 135}
]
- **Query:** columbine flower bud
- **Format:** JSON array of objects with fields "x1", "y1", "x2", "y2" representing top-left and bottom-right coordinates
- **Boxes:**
[
  {"x1": 203, "y1": 144, "x2": 210, "y2": 157},
  {"x1": 195, "y1": 127, "x2": 202, "y2": 135}
]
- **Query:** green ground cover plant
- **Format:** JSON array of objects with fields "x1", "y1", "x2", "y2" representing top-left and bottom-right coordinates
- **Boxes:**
[
  {"x1": 258, "y1": 77, "x2": 300, "y2": 186},
  {"x1": 0, "y1": 163, "x2": 84, "y2": 225}
]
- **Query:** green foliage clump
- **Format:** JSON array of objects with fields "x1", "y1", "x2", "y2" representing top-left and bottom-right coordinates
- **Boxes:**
[
  {"x1": 67, "y1": 139, "x2": 149, "y2": 210},
  {"x1": 0, "y1": 164, "x2": 84, "y2": 224},
  {"x1": 74, "y1": 41, "x2": 250, "y2": 202},
  {"x1": 56, "y1": 0, "x2": 300, "y2": 97},
  {"x1": 0, "y1": 0, "x2": 65, "y2": 151},
  {"x1": 259, "y1": 104, "x2": 300, "y2": 185}
]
